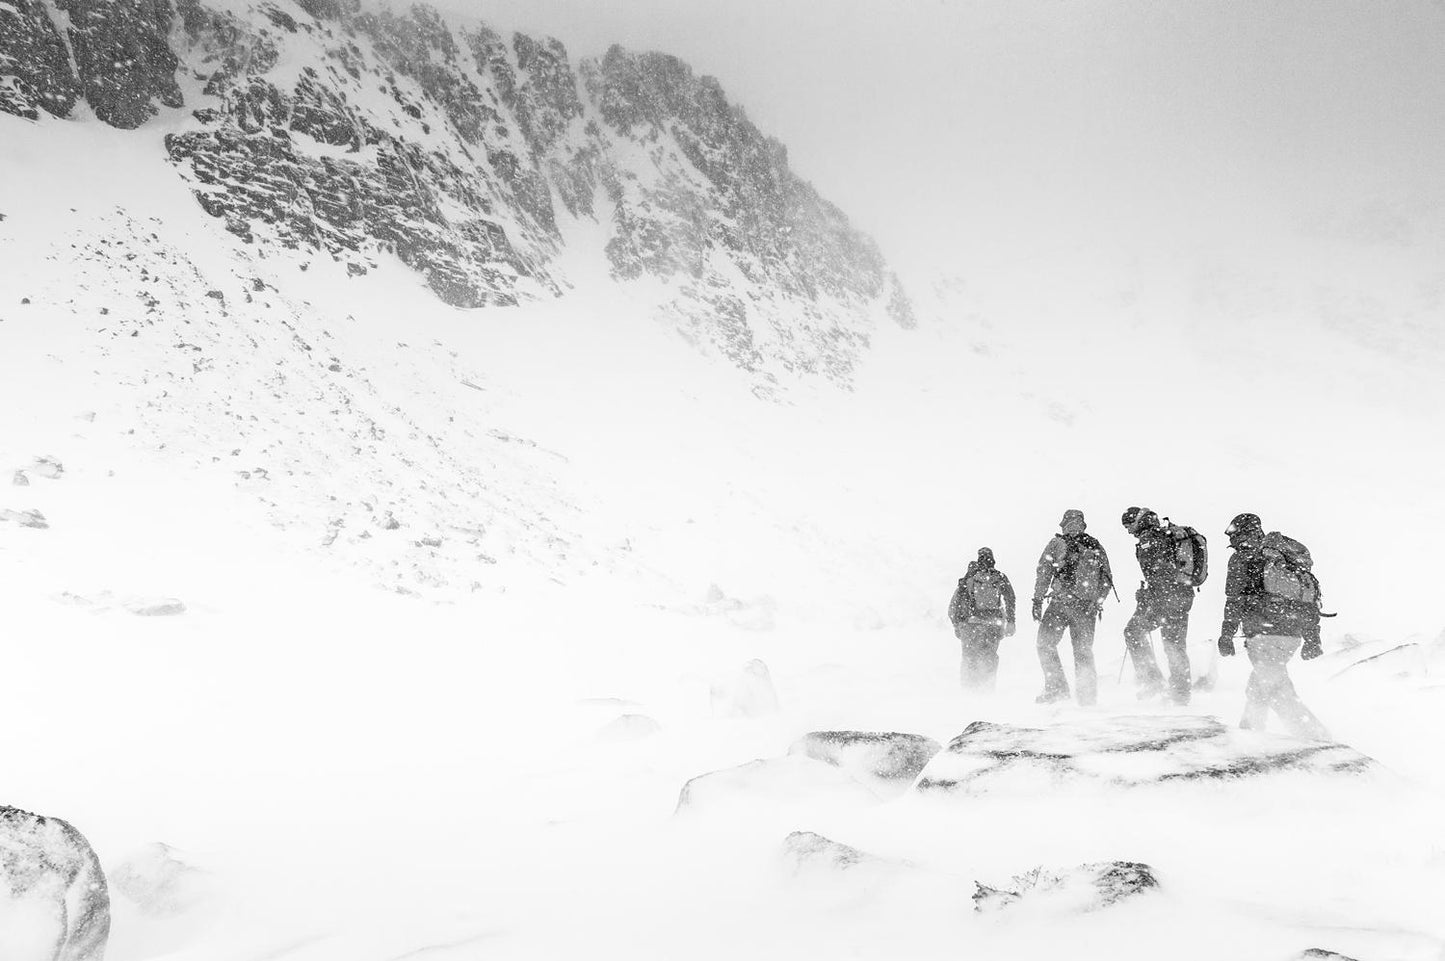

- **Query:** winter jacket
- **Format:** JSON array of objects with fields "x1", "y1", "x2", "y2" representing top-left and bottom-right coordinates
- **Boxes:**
[
  {"x1": 1218, "y1": 548, "x2": 1320, "y2": 644},
  {"x1": 1135, "y1": 525, "x2": 1193, "y2": 594},
  {"x1": 1033, "y1": 533, "x2": 1113, "y2": 606},
  {"x1": 950, "y1": 564, "x2": 1017, "y2": 626}
]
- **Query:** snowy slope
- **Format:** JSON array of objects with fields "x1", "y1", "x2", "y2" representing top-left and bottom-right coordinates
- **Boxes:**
[{"x1": 5, "y1": 5, "x2": 1445, "y2": 961}]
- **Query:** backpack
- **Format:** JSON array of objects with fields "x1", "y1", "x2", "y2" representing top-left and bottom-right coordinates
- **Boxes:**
[
  {"x1": 966, "y1": 571, "x2": 1004, "y2": 614},
  {"x1": 1167, "y1": 523, "x2": 1209, "y2": 587},
  {"x1": 1058, "y1": 535, "x2": 1110, "y2": 602},
  {"x1": 1260, "y1": 532, "x2": 1320, "y2": 606}
]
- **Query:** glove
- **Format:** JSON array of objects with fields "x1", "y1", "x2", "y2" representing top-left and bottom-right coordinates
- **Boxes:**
[
  {"x1": 1005, "y1": 620, "x2": 1016, "y2": 638},
  {"x1": 1031, "y1": 598, "x2": 1043, "y2": 622},
  {"x1": 1301, "y1": 639, "x2": 1323, "y2": 661},
  {"x1": 1217, "y1": 637, "x2": 1235, "y2": 657}
]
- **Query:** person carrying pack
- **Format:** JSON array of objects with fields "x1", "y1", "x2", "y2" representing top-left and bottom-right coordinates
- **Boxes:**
[
  {"x1": 1214, "y1": 512, "x2": 1330, "y2": 740},
  {"x1": 1120, "y1": 506, "x2": 1207, "y2": 705},
  {"x1": 948, "y1": 547, "x2": 1017, "y2": 692},
  {"x1": 1031, "y1": 509, "x2": 1114, "y2": 706}
]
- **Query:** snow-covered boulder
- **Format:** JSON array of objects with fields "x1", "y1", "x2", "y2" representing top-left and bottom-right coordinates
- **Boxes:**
[
  {"x1": 30, "y1": 456, "x2": 63, "y2": 480},
  {"x1": 125, "y1": 598, "x2": 187, "y2": 617},
  {"x1": 596, "y1": 714, "x2": 662, "y2": 743},
  {"x1": 107, "y1": 842, "x2": 208, "y2": 918},
  {"x1": 709, "y1": 659, "x2": 780, "y2": 718},
  {"x1": 781, "y1": 831, "x2": 913, "y2": 879},
  {"x1": 789, "y1": 731, "x2": 941, "y2": 790},
  {"x1": 1329, "y1": 642, "x2": 1427, "y2": 682},
  {"x1": 972, "y1": 862, "x2": 1159, "y2": 914},
  {"x1": 915, "y1": 716, "x2": 1373, "y2": 796},
  {"x1": 0, "y1": 508, "x2": 49, "y2": 529},
  {"x1": 0, "y1": 806, "x2": 109, "y2": 961},
  {"x1": 675, "y1": 755, "x2": 878, "y2": 814}
]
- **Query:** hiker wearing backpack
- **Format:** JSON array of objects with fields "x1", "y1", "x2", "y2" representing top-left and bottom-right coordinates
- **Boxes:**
[
  {"x1": 1120, "y1": 507, "x2": 1208, "y2": 706},
  {"x1": 948, "y1": 547, "x2": 1017, "y2": 691},
  {"x1": 1215, "y1": 512, "x2": 1330, "y2": 740},
  {"x1": 1031, "y1": 509, "x2": 1114, "y2": 706}
]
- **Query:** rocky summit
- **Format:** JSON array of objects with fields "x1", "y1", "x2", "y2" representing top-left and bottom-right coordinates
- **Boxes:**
[{"x1": 0, "y1": 0, "x2": 912, "y2": 386}]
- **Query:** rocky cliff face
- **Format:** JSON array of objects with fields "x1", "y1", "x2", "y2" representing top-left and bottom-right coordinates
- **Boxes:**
[{"x1": 0, "y1": 0, "x2": 912, "y2": 386}]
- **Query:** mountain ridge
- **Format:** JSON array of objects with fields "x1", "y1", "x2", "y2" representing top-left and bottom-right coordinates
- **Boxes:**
[{"x1": 0, "y1": 0, "x2": 914, "y2": 386}]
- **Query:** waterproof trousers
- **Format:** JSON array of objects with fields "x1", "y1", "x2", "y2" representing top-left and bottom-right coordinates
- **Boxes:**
[
  {"x1": 960, "y1": 620, "x2": 1006, "y2": 692},
  {"x1": 1124, "y1": 587, "x2": 1194, "y2": 702},
  {"x1": 1037, "y1": 599, "x2": 1098, "y2": 706},
  {"x1": 1241, "y1": 634, "x2": 1330, "y2": 741}
]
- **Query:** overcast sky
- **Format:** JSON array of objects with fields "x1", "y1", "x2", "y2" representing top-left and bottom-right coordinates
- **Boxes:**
[{"x1": 438, "y1": 0, "x2": 1445, "y2": 276}]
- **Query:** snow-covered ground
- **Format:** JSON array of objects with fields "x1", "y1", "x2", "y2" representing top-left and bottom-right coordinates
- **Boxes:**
[{"x1": 3, "y1": 106, "x2": 1445, "y2": 960}]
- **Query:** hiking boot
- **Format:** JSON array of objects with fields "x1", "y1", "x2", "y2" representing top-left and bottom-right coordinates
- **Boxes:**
[
  {"x1": 1136, "y1": 679, "x2": 1164, "y2": 702},
  {"x1": 1035, "y1": 688, "x2": 1070, "y2": 705}
]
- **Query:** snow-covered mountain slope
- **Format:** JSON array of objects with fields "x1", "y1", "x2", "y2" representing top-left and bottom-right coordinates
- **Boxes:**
[
  {"x1": 5, "y1": 5, "x2": 1445, "y2": 961},
  {"x1": 1, "y1": 0, "x2": 909, "y2": 386}
]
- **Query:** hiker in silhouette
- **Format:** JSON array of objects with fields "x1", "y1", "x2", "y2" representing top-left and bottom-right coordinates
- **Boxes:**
[
  {"x1": 948, "y1": 547, "x2": 1016, "y2": 691},
  {"x1": 1215, "y1": 512, "x2": 1330, "y2": 740},
  {"x1": 1120, "y1": 507, "x2": 1208, "y2": 706},
  {"x1": 1032, "y1": 510, "x2": 1114, "y2": 706}
]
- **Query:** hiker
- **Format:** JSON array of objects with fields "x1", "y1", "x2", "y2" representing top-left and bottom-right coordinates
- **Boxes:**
[
  {"x1": 948, "y1": 548, "x2": 1017, "y2": 691},
  {"x1": 1215, "y1": 512, "x2": 1330, "y2": 740},
  {"x1": 1120, "y1": 507, "x2": 1208, "y2": 705},
  {"x1": 1031, "y1": 509, "x2": 1114, "y2": 705}
]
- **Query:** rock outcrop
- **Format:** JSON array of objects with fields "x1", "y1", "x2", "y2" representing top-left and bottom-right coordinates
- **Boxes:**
[
  {"x1": 0, "y1": 0, "x2": 911, "y2": 385},
  {"x1": 972, "y1": 861, "x2": 1159, "y2": 914},
  {"x1": 915, "y1": 716, "x2": 1374, "y2": 796},
  {"x1": 0, "y1": 805, "x2": 110, "y2": 961},
  {"x1": 789, "y1": 731, "x2": 942, "y2": 786}
]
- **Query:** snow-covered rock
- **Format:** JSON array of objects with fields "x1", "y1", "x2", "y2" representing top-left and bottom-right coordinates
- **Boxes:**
[
  {"x1": 126, "y1": 598, "x2": 187, "y2": 617},
  {"x1": 675, "y1": 754, "x2": 878, "y2": 814},
  {"x1": 107, "y1": 842, "x2": 209, "y2": 918},
  {"x1": 1329, "y1": 642, "x2": 1428, "y2": 682},
  {"x1": 0, "y1": 508, "x2": 49, "y2": 529},
  {"x1": 1, "y1": 0, "x2": 908, "y2": 384},
  {"x1": 915, "y1": 717, "x2": 1374, "y2": 796},
  {"x1": 788, "y1": 731, "x2": 942, "y2": 791},
  {"x1": 972, "y1": 861, "x2": 1159, "y2": 915},
  {"x1": 780, "y1": 831, "x2": 912, "y2": 878},
  {"x1": 595, "y1": 713, "x2": 661, "y2": 743},
  {"x1": 709, "y1": 658, "x2": 779, "y2": 718},
  {"x1": 0, "y1": 805, "x2": 109, "y2": 961},
  {"x1": 30, "y1": 455, "x2": 63, "y2": 479}
]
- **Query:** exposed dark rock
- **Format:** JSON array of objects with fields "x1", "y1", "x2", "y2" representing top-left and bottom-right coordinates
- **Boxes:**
[
  {"x1": 973, "y1": 861, "x2": 1159, "y2": 914},
  {"x1": 5, "y1": 0, "x2": 909, "y2": 384},
  {"x1": 0, "y1": 0, "x2": 82, "y2": 120},
  {"x1": 915, "y1": 716, "x2": 1374, "y2": 795},
  {"x1": 0, "y1": 804, "x2": 110, "y2": 961},
  {"x1": 57, "y1": 0, "x2": 184, "y2": 129},
  {"x1": 1295, "y1": 951, "x2": 1361, "y2": 961},
  {"x1": 789, "y1": 731, "x2": 942, "y2": 784}
]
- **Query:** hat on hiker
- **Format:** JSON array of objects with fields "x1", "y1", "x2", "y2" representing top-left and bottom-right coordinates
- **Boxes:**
[
  {"x1": 977, "y1": 547, "x2": 995, "y2": 568},
  {"x1": 1122, "y1": 506, "x2": 1157, "y2": 534},
  {"x1": 1060, "y1": 509, "x2": 1086, "y2": 533},
  {"x1": 1226, "y1": 512, "x2": 1262, "y2": 536}
]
